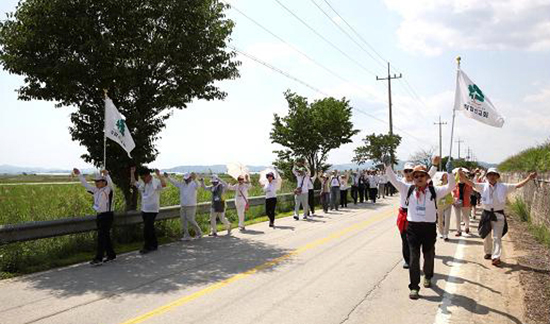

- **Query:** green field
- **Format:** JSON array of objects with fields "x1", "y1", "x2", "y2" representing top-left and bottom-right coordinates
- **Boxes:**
[
  {"x1": 499, "y1": 141, "x2": 550, "y2": 172},
  {"x1": 0, "y1": 174, "x2": 302, "y2": 278}
]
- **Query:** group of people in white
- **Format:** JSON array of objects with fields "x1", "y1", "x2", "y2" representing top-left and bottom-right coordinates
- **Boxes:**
[
  {"x1": 74, "y1": 156, "x2": 537, "y2": 301},
  {"x1": 384, "y1": 156, "x2": 536, "y2": 299}
]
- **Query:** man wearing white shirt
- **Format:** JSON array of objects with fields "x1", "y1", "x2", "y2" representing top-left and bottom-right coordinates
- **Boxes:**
[
  {"x1": 165, "y1": 172, "x2": 203, "y2": 241},
  {"x1": 74, "y1": 168, "x2": 116, "y2": 266},
  {"x1": 131, "y1": 167, "x2": 167, "y2": 254},
  {"x1": 329, "y1": 170, "x2": 341, "y2": 211},
  {"x1": 292, "y1": 164, "x2": 311, "y2": 220},
  {"x1": 460, "y1": 168, "x2": 536, "y2": 266},
  {"x1": 367, "y1": 171, "x2": 379, "y2": 203},
  {"x1": 350, "y1": 171, "x2": 360, "y2": 205},
  {"x1": 378, "y1": 173, "x2": 388, "y2": 199}
]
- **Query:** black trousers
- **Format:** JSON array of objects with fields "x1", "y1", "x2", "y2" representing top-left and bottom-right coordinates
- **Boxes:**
[
  {"x1": 351, "y1": 186, "x2": 358, "y2": 204},
  {"x1": 308, "y1": 189, "x2": 315, "y2": 214},
  {"x1": 368, "y1": 188, "x2": 378, "y2": 203},
  {"x1": 340, "y1": 189, "x2": 348, "y2": 207},
  {"x1": 266, "y1": 198, "x2": 277, "y2": 223},
  {"x1": 358, "y1": 185, "x2": 365, "y2": 203},
  {"x1": 401, "y1": 231, "x2": 410, "y2": 265},
  {"x1": 95, "y1": 212, "x2": 116, "y2": 261},
  {"x1": 142, "y1": 212, "x2": 158, "y2": 251},
  {"x1": 406, "y1": 222, "x2": 437, "y2": 291}
]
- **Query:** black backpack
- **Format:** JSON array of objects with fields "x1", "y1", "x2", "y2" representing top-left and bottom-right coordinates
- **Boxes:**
[{"x1": 405, "y1": 184, "x2": 438, "y2": 210}]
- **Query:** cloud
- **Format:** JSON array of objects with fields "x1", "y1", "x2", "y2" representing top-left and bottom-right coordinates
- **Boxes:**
[
  {"x1": 524, "y1": 84, "x2": 550, "y2": 103},
  {"x1": 384, "y1": 0, "x2": 550, "y2": 56}
]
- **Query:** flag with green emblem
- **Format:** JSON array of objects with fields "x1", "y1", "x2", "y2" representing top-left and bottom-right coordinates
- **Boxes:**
[
  {"x1": 104, "y1": 97, "x2": 136, "y2": 157},
  {"x1": 454, "y1": 69, "x2": 505, "y2": 128}
]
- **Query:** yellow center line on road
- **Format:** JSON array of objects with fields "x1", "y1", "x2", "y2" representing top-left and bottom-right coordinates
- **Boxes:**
[{"x1": 120, "y1": 207, "x2": 397, "y2": 324}]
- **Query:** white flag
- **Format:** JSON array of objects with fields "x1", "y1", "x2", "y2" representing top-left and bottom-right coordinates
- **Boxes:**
[
  {"x1": 454, "y1": 69, "x2": 505, "y2": 128},
  {"x1": 104, "y1": 98, "x2": 136, "y2": 157}
]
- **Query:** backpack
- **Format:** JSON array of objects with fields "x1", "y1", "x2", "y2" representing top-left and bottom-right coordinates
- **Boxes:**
[{"x1": 405, "y1": 184, "x2": 438, "y2": 210}]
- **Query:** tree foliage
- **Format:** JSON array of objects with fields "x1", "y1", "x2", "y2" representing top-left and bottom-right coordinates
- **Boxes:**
[
  {"x1": 409, "y1": 146, "x2": 437, "y2": 168},
  {"x1": 270, "y1": 90, "x2": 359, "y2": 180},
  {"x1": 0, "y1": 0, "x2": 240, "y2": 209},
  {"x1": 353, "y1": 133, "x2": 402, "y2": 167}
]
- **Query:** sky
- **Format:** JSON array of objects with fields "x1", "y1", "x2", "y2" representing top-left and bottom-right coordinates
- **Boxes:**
[{"x1": 1, "y1": 0, "x2": 549, "y2": 169}]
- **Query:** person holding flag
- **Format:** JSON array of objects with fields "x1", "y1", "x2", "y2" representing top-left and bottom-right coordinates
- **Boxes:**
[{"x1": 74, "y1": 168, "x2": 116, "y2": 266}]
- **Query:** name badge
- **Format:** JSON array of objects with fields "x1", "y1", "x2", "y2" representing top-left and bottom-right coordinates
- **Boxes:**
[{"x1": 416, "y1": 206, "x2": 426, "y2": 217}]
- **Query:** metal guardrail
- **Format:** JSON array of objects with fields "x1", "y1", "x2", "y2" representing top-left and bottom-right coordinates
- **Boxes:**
[{"x1": 0, "y1": 192, "x2": 306, "y2": 245}]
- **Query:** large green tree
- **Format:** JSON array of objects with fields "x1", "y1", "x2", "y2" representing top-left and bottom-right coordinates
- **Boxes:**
[
  {"x1": 0, "y1": 0, "x2": 240, "y2": 210},
  {"x1": 353, "y1": 133, "x2": 402, "y2": 167},
  {"x1": 270, "y1": 90, "x2": 359, "y2": 181}
]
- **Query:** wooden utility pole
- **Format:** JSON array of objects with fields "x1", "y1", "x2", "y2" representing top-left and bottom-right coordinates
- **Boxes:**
[
  {"x1": 434, "y1": 116, "x2": 447, "y2": 170},
  {"x1": 456, "y1": 138, "x2": 464, "y2": 159},
  {"x1": 376, "y1": 62, "x2": 402, "y2": 135}
]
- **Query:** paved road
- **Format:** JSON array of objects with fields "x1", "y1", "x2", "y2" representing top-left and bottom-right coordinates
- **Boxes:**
[{"x1": 0, "y1": 197, "x2": 525, "y2": 324}]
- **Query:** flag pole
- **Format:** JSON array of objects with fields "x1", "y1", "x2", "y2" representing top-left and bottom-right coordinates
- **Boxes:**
[
  {"x1": 448, "y1": 56, "x2": 461, "y2": 164},
  {"x1": 103, "y1": 89, "x2": 108, "y2": 170}
]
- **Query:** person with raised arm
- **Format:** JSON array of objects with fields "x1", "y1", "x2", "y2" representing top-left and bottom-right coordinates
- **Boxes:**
[
  {"x1": 340, "y1": 170, "x2": 351, "y2": 208},
  {"x1": 387, "y1": 156, "x2": 455, "y2": 300},
  {"x1": 459, "y1": 168, "x2": 537, "y2": 266},
  {"x1": 386, "y1": 157, "x2": 439, "y2": 270},
  {"x1": 329, "y1": 170, "x2": 341, "y2": 211},
  {"x1": 130, "y1": 167, "x2": 167, "y2": 254},
  {"x1": 292, "y1": 161, "x2": 311, "y2": 220},
  {"x1": 164, "y1": 172, "x2": 203, "y2": 241},
  {"x1": 74, "y1": 168, "x2": 116, "y2": 266},
  {"x1": 350, "y1": 170, "x2": 360, "y2": 205},
  {"x1": 201, "y1": 175, "x2": 232, "y2": 236},
  {"x1": 227, "y1": 174, "x2": 252, "y2": 231}
]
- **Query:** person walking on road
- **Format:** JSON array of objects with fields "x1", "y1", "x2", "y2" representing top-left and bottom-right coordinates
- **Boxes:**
[
  {"x1": 165, "y1": 172, "x2": 203, "y2": 241},
  {"x1": 263, "y1": 172, "x2": 279, "y2": 228},
  {"x1": 452, "y1": 169, "x2": 473, "y2": 236},
  {"x1": 340, "y1": 171, "x2": 350, "y2": 208},
  {"x1": 227, "y1": 174, "x2": 252, "y2": 231},
  {"x1": 350, "y1": 171, "x2": 360, "y2": 205},
  {"x1": 201, "y1": 175, "x2": 232, "y2": 236},
  {"x1": 367, "y1": 171, "x2": 379, "y2": 203},
  {"x1": 459, "y1": 168, "x2": 536, "y2": 266},
  {"x1": 307, "y1": 169, "x2": 318, "y2": 217},
  {"x1": 131, "y1": 167, "x2": 167, "y2": 254},
  {"x1": 74, "y1": 168, "x2": 116, "y2": 266},
  {"x1": 320, "y1": 173, "x2": 331, "y2": 213},
  {"x1": 358, "y1": 171, "x2": 367, "y2": 203},
  {"x1": 292, "y1": 163, "x2": 311, "y2": 220},
  {"x1": 435, "y1": 172, "x2": 453, "y2": 241},
  {"x1": 329, "y1": 170, "x2": 341, "y2": 211}
]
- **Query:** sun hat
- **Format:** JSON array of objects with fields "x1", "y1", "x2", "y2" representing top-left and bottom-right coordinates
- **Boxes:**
[
  {"x1": 93, "y1": 173, "x2": 106, "y2": 182},
  {"x1": 486, "y1": 168, "x2": 500, "y2": 177},
  {"x1": 403, "y1": 162, "x2": 415, "y2": 171},
  {"x1": 412, "y1": 165, "x2": 430, "y2": 177}
]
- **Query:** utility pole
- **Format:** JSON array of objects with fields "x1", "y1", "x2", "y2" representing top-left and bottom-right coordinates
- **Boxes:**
[
  {"x1": 466, "y1": 147, "x2": 472, "y2": 161},
  {"x1": 376, "y1": 62, "x2": 402, "y2": 135},
  {"x1": 434, "y1": 115, "x2": 447, "y2": 170},
  {"x1": 455, "y1": 138, "x2": 464, "y2": 159}
]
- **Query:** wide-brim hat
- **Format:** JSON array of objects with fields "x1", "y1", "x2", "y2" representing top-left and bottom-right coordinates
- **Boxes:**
[
  {"x1": 412, "y1": 165, "x2": 430, "y2": 177},
  {"x1": 486, "y1": 168, "x2": 500, "y2": 177}
]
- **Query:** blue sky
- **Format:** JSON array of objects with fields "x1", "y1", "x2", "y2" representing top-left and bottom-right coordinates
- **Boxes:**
[{"x1": 1, "y1": 0, "x2": 549, "y2": 169}]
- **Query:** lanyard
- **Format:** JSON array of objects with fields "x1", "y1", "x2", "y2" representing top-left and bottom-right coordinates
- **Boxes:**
[{"x1": 416, "y1": 190, "x2": 427, "y2": 208}]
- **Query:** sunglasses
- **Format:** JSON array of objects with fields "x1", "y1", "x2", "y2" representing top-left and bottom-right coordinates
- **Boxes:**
[{"x1": 414, "y1": 174, "x2": 427, "y2": 179}]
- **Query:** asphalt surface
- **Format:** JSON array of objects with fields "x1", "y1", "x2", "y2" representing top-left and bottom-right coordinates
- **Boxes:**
[{"x1": 0, "y1": 196, "x2": 525, "y2": 324}]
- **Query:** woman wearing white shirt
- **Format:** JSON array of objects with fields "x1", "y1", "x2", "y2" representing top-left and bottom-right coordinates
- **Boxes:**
[
  {"x1": 459, "y1": 168, "x2": 536, "y2": 266},
  {"x1": 340, "y1": 171, "x2": 350, "y2": 208},
  {"x1": 263, "y1": 172, "x2": 278, "y2": 227},
  {"x1": 165, "y1": 172, "x2": 203, "y2": 241},
  {"x1": 227, "y1": 174, "x2": 252, "y2": 231}
]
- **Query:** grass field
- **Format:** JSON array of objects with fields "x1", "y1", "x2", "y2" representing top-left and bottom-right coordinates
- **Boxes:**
[
  {"x1": 499, "y1": 141, "x2": 550, "y2": 173},
  {"x1": 0, "y1": 173, "x2": 303, "y2": 278}
]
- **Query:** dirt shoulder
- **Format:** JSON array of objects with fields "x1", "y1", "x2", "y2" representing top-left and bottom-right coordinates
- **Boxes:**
[{"x1": 506, "y1": 212, "x2": 550, "y2": 324}]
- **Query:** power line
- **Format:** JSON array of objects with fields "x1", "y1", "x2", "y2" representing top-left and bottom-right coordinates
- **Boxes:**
[
  {"x1": 308, "y1": 0, "x2": 386, "y2": 71},
  {"x1": 230, "y1": 45, "x2": 426, "y2": 144},
  {"x1": 273, "y1": 0, "x2": 378, "y2": 77}
]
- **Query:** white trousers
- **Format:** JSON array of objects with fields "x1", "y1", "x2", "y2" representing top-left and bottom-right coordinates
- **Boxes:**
[
  {"x1": 210, "y1": 209, "x2": 230, "y2": 234},
  {"x1": 484, "y1": 213, "x2": 506, "y2": 259},
  {"x1": 180, "y1": 206, "x2": 202, "y2": 238},
  {"x1": 235, "y1": 198, "x2": 247, "y2": 228},
  {"x1": 437, "y1": 206, "x2": 452, "y2": 237},
  {"x1": 453, "y1": 206, "x2": 471, "y2": 233},
  {"x1": 294, "y1": 193, "x2": 309, "y2": 217}
]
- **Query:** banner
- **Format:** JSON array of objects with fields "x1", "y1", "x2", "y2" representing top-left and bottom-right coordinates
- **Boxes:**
[
  {"x1": 104, "y1": 98, "x2": 136, "y2": 157},
  {"x1": 454, "y1": 69, "x2": 505, "y2": 128}
]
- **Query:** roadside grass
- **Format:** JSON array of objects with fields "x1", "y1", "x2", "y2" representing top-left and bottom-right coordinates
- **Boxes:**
[
  {"x1": 499, "y1": 141, "x2": 550, "y2": 173},
  {"x1": 509, "y1": 197, "x2": 550, "y2": 249}
]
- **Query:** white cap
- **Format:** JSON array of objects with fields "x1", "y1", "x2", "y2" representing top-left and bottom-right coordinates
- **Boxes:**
[
  {"x1": 211, "y1": 174, "x2": 219, "y2": 182},
  {"x1": 403, "y1": 162, "x2": 415, "y2": 171},
  {"x1": 183, "y1": 173, "x2": 191, "y2": 180},
  {"x1": 93, "y1": 173, "x2": 106, "y2": 181}
]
